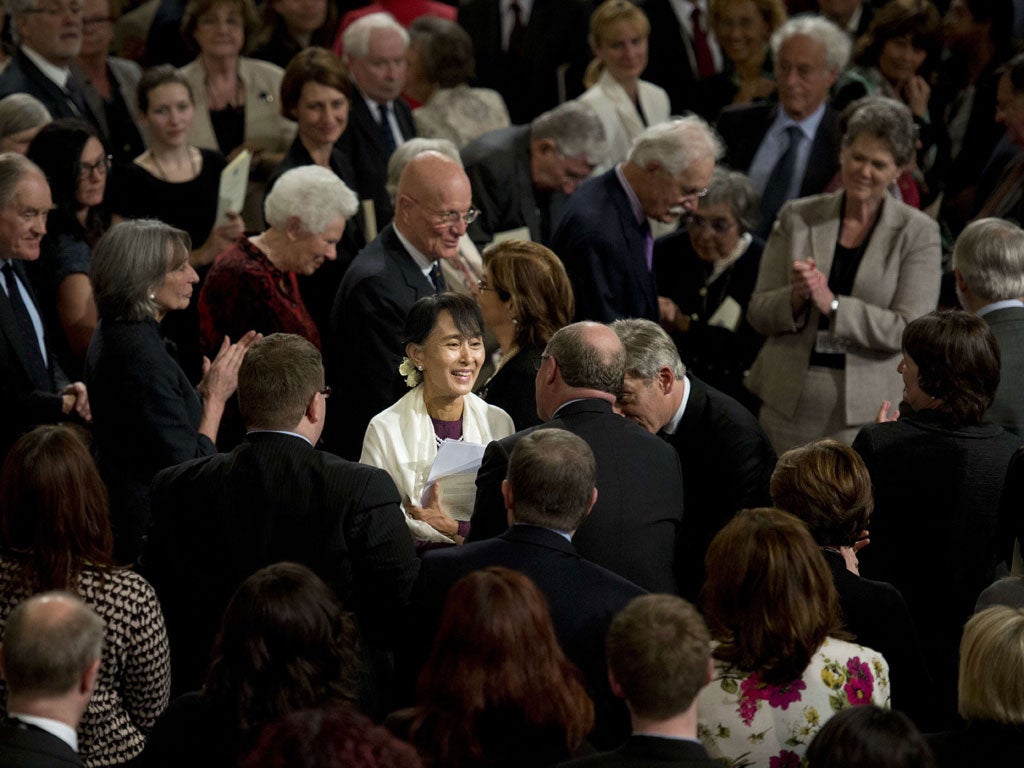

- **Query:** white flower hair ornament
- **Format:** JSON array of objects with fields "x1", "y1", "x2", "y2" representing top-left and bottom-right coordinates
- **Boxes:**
[{"x1": 399, "y1": 357, "x2": 422, "y2": 388}]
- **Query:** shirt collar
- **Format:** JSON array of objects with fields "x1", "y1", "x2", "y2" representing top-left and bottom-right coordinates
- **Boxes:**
[
  {"x1": 393, "y1": 225, "x2": 436, "y2": 277},
  {"x1": 8, "y1": 712, "x2": 78, "y2": 752},
  {"x1": 21, "y1": 46, "x2": 72, "y2": 90},
  {"x1": 662, "y1": 377, "x2": 690, "y2": 436},
  {"x1": 977, "y1": 299, "x2": 1024, "y2": 317},
  {"x1": 773, "y1": 101, "x2": 827, "y2": 142},
  {"x1": 246, "y1": 429, "x2": 313, "y2": 446},
  {"x1": 615, "y1": 163, "x2": 646, "y2": 226}
]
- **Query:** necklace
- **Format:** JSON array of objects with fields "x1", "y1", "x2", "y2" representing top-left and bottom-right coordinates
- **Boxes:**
[{"x1": 149, "y1": 147, "x2": 198, "y2": 182}]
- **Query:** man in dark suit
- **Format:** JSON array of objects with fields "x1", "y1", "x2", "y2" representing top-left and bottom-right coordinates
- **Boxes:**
[
  {"x1": 0, "y1": 0, "x2": 105, "y2": 134},
  {"x1": 0, "y1": 153, "x2": 90, "y2": 460},
  {"x1": 0, "y1": 593, "x2": 104, "y2": 768},
  {"x1": 338, "y1": 12, "x2": 416, "y2": 231},
  {"x1": 470, "y1": 321, "x2": 685, "y2": 594},
  {"x1": 330, "y1": 151, "x2": 473, "y2": 458},
  {"x1": 642, "y1": 0, "x2": 723, "y2": 115},
  {"x1": 458, "y1": 0, "x2": 591, "y2": 124},
  {"x1": 461, "y1": 101, "x2": 605, "y2": 249},
  {"x1": 413, "y1": 428, "x2": 645, "y2": 748},
  {"x1": 561, "y1": 594, "x2": 720, "y2": 768},
  {"x1": 552, "y1": 116, "x2": 721, "y2": 323},
  {"x1": 953, "y1": 218, "x2": 1024, "y2": 437},
  {"x1": 611, "y1": 319, "x2": 776, "y2": 600},
  {"x1": 144, "y1": 334, "x2": 419, "y2": 698},
  {"x1": 715, "y1": 15, "x2": 849, "y2": 237}
]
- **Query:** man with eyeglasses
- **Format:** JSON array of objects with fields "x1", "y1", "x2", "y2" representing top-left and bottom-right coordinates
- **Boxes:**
[
  {"x1": 715, "y1": 16, "x2": 849, "y2": 238},
  {"x1": 460, "y1": 100, "x2": 606, "y2": 249},
  {"x1": 552, "y1": 116, "x2": 721, "y2": 324},
  {"x1": 0, "y1": 0, "x2": 106, "y2": 137},
  {"x1": 0, "y1": 152, "x2": 90, "y2": 462},
  {"x1": 330, "y1": 150, "x2": 474, "y2": 459},
  {"x1": 145, "y1": 333, "x2": 418, "y2": 697}
]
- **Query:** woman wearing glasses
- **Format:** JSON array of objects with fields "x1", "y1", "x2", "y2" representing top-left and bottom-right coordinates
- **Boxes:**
[
  {"x1": 361, "y1": 293, "x2": 513, "y2": 546},
  {"x1": 653, "y1": 167, "x2": 765, "y2": 410},
  {"x1": 25, "y1": 118, "x2": 110, "y2": 379}
]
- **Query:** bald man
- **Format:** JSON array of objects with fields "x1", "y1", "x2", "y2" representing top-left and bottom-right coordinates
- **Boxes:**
[{"x1": 330, "y1": 151, "x2": 476, "y2": 458}]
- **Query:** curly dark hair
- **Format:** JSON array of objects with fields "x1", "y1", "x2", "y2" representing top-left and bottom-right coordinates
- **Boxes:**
[{"x1": 202, "y1": 563, "x2": 361, "y2": 751}]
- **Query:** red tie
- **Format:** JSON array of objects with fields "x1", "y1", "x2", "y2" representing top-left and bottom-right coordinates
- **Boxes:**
[{"x1": 690, "y1": 5, "x2": 716, "y2": 78}]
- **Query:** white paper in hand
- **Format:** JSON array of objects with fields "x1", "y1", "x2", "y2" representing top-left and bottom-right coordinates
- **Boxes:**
[
  {"x1": 215, "y1": 149, "x2": 250, "y2": 226},
  {"x1": 421, "y1": 439, "x2": 487, "y2": 522}
]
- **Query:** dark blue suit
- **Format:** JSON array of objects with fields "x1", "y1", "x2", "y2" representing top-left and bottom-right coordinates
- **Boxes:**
[
  {"x1": 412, "y1": 524, "x2": 645, "y2": 748},
  {"x1": 551, "y1": 170, "x2": 657, "y2": 323},
  {"x1": 0, "y1": 719, "x2": 83, "y2": 768}
]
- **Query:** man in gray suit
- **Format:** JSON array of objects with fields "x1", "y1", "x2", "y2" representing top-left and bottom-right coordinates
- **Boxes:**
[
  {"x1": 953, "y1": 217, "x2": 1024, "y2": 436},
  {"x1": 0, "y1": 593, "x2": 104, "y2": 768},
  {"x1": 461, "y1": 101, "x2": 605, "y2": 249}
]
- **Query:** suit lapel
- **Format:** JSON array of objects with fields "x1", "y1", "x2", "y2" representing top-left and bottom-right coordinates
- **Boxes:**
[
  {"x1": 71, "y1": 63, "x2": 109, "y2": 138},
  {"x1": 607, "y1": 174, "x2": 657, "y2": 318},
  {"x1": 383, "y1": 226, "x2": 434, "y2": 297},
  {"x1": 849, "y1": 196, "x2": 899, "y2": 298},
  {"x1": 808, "y1": 193, "x2": 842, "y2": 277},
  {"x1": 18, "y1": 52, "x2": 76, "y2": 119},
  {"x1": 513, "y1": 129, "x2": 542, "y2": 237},
  {"x1": 0, "y1": 260, "x2": 50, "y2": 386}
]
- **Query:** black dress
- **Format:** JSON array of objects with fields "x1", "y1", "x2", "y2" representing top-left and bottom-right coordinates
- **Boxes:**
[{"x1": 476, "y1": 347, "x2": 542, "y2": 430}]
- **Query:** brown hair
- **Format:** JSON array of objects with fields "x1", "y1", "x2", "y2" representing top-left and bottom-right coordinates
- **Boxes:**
[
  {"x1": 854, "y1": 0, "x2": 941, "y2": 75},
  {"x1": 902, "y1": 310, "x2": 1000, "y2": 427},
  {"x1": 280, "y1": 47, "x2": 352, "y2": 122},
  {"x1": 770, "y1": 439, "x2": 874, "y2": 548},
  {"x1": 408, "y1": 567, "x2": 594, "y2": 764},
  {"x1": 0, "y1": 425, "x2": 114, "y2": 591},
  {"x1": 702, "y1": 507, "x2": 844, "y2": 685},
  {"x1": 483, "y1": 239, "x2": 574, "y2": 350},
  {"x1": 181, "y1": 0, "x2": 260, "y2": 54}
]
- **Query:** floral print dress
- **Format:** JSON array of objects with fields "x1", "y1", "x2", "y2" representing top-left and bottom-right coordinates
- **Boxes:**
[{"x1": 697, "y1": 637, "x2": 890, "y2": 767}]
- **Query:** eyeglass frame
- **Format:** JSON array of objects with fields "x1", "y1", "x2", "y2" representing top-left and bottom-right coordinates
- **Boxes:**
[
  {"x1": 77, "y1": 154, "x2": 113, "y2": 179},
  {"x1": 533, "y1": 353, "x2": 554, "y2": 372},
  {"x1": 404, "y1": 194, "x2": 480, "y2": 227},
  {"x1": 685, "y1": 212, "x2": 737, "y2": 235}
]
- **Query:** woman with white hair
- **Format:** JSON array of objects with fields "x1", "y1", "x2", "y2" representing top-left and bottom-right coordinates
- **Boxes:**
[{"x1": 198, "y1": 165, "x2": 358, "y2": 355}]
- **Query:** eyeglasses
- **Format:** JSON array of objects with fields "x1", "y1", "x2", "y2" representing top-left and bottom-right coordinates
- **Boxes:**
[
  {"x1": 25, "y1": 1, "x2": 83, "y2": 16},
  {"x1": 686, "y1": 214, "x2": 736, "y2": 235},
  {"x1": 405, "y1": 195, "x2": 480, "y2": 227},
  {"x1": 476, "y1": 279, "x2": 495, "y2": 292},
  {"x1": 319, "y1": 386, "x2": 332, "y2": 399},
  {"x1": 83, "y1": 15, "x2": 113, "y2": 26},
  {"x1": 680, "y1": 186, "x2": 709, "y2": 202},
  {"x1": 533, "y1": 353, "x2": 553, "y2": 371},
  {"x1": 77, "y1": 155, "x2": 112, "y2": 179}
]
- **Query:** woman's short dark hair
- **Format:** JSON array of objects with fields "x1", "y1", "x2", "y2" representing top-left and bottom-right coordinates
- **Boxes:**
[
  {"x1": 702, "y1": 507, "x2": 845, "y2": 686},
  {"x1": 26, "y1": 118, "x2": 107, "y2": 243},
  {"x1": 483, "y1": 239, "x2": 574, "y2": 350},
  {"x1": 701, "y1": 167, "x2": 761, "y2": 234},
  {"x1": 252, "y1": 0, "x2": 337, "y2": 57},
  {"x1": 805, "y1": 705, "x2": 936, "y2": 768},
  {"x1": 408, "y1": 15, "x2": 476, "y2": 88},
  {"x1": 181, "y1": 0, "x2": 260, "y2": 54},
  {"x1": 241, "y1": 707, "x2": 422, "y2": 768},
  {"x1": 771, "y1": 439, "x2": 874, "y2": 548},
  {"x1": 203, "y1": 562, "x2": 361, "y2": 741},
  {"x1": 402, "y1": 292, "x2": 483, "y2": 347},
  {"x1": 137, "y1": 65, "x2": 195, "y2": 114},
  {"x1": 854, "y1": 0, "x2": 941, "y2": 75},
  {"x1": 0, "y1": 425, "x2": 113, "y2": 593},
  {"x1": 902, "y1": 310, "x2": 1000, "y2": 427},
  {"x1": 407, "y1": 567, "x2": 594, "y2": 764},
  {"x1": 280, "y1": 47, "x2": 352, "y2": 122}
]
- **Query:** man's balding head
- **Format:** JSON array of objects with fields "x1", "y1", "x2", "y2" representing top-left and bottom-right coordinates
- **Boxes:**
[
  {"x1": 393, "y1": 151, "x2": 473, "y2": 262},
  {"x1": 535, "y1": 322, "x2": 626, "y2": 420}
]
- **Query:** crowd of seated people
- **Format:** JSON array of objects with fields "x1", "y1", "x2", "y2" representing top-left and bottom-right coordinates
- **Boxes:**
[{"x1": 4, "y1": 0, "x2": 1024, "y2": 765}]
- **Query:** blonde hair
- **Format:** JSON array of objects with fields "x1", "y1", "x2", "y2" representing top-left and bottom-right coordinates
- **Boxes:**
[
  {"x1": 585, "y1": 0, "x2": 650, "y2": 87},
  {"x1": 958, "y1": 605, "x2": 1024, "y2": 723}
]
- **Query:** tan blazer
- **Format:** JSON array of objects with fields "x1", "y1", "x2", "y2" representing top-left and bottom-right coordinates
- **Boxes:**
[{"x1": 746, "y1": 191, "x2": 941, "y2": 425}]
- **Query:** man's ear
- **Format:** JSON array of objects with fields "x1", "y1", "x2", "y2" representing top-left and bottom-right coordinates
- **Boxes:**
[
  {"x1": 608, "y1": 668, "x2": 626, "y2": 700},
  {"x1": 657, "y1": 366, "x2": 676, "y2": 395},
  {"x1": 954, "y1": 267, "x2": 969, "y2": 297},
  {"x1": 80, "y1": 658, "x2": 101, "y2": 696},
  {"x1": 533, "y1": 137, "x2": 558, "y2": 157},
  {"x1": 583, "y1": 487, "x2": 598, "y2": 519}
]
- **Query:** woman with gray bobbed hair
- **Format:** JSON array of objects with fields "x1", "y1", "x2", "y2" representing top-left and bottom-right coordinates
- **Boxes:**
[
  {"x1": 0, "y1": 93, "x2": 51, "y2": 153},
  {"x1": 199, "y1": 165, "x2": 357, "y2": 355},
  {"x1": 746, "y1": 95, "x2": 941, "y2": 454},
  {"x1": 653, "y1": 167, "x2": 765, "y2": 408},
  {"x1": 86, "y1": 219, "x2": 260, "y2": 562}
]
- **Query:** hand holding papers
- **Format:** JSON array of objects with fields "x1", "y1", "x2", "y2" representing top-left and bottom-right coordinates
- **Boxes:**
[{"x1": 421, "y1": 439, "x2": 488, "y2": 522}]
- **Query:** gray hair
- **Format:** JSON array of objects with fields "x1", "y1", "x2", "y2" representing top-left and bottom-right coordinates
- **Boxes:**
[
  {"x1": 264, "y1": 166, "x2": 358, "y2": 234},
  {"x1": 8, "y1": 0, "x2": 42, "y2": 45},
  {"x1": 703, "y1": 167, "x2": 761, "y2": 234},
  {"x1": 953, "y1": 218, "x2": 1024, "y2": 303},
  {"x1": 342, "y1": 11, "x2": 408, "y2": 60},
  {"x1": 842, "y1": 96, "x2": 916, "y2": 167},
  {"x1": 771, "y1": 15, "x2": 851, "y2": 73},
  {"x1": 507, "y1": 428, "x2": 596, "y2": 532},
  {"x1": 2, "y1": 592, "x2": 104, "y2": 698},
  {"x1": 531, "y1": 101, "x2": 607, "y2": 165},
  {"x1": 545, "y1": 323, "x2": 625, "y2": 396},
  {"x1": 0, "y1": 152, "x2": 44, "y2": 208},
  {"x1": 610, "y1": 318, "x2": 686, "y2": 380},
  {"x1": 386, "y1": 137, "x2": 462, "y2": 201},
  {"x1": 628, "y1": 116, "x2": 724, "y2": 177},
  {"x1": 0, "y1": 94, "x2": 51, "y2": 140},
  {"x1": 91, "y1": 219, "x2": 191, "y2": 321}
]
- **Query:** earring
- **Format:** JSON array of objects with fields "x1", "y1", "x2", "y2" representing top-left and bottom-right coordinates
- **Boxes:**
[
  {"x1": 417, "y1": 365, "x2": 423, "y2": 371},
  {"x1": 148, "y1": 293, "x2": 155, "y2": 300}
]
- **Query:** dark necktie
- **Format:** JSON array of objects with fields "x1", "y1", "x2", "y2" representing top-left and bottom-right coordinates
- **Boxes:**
[
  {"x1": 690, "y1": 6, "x2": 716, "y2": 78},
  {"x1": 508, "y1": 1, "x2": 527, "y2": 58},
  {"x1": 759, "y1": 125, "x2": 803, "y2": 234},
  {"x1": 429, "y1": 263, "x2": 446, "y2": 294},
  {"x1": 376, "y1": 102, "x2": 396, "y2": 156},
  {"x1": 2, "y1": 263, "x2": 50, "y2": 390},
  {"x1": 64, "y1": 73, "x2": 88, "y2": 116}
]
